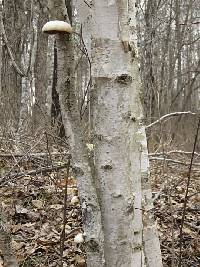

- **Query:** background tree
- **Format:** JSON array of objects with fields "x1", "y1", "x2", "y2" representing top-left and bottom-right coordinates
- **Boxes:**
[
  {"x1": 31, "y1": 2, "x2": 49, "y2": 132},
  {"x1": 137, "y1": 0, "x2": 200, "y2": 149},
  {"x1": 0, "y1": 0, "x2": 25, "y2": 132}
]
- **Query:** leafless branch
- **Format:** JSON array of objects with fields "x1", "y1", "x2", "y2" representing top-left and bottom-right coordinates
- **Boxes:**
[
  {"x1": 0, "y1": 164, "x2": 68, "y2": 184},
  {"x1": 1, "y1": 21, "x2": 26, "y2": 77},
  {"x1": 0, "y1": 152, "x2": 69, "y2": 158},
  {"x1": 149, "y1": 150, "x2": 200, "y2": 157},
  {"x1": 0, "y1": 133, "x2": 45, "y2": 184},
  {"x1": 145, "y1": 111, "x2": 196, "y2": 129},
  {"x1": 0, "y1": 164, "x2": 69, "y2": 184},
  {"x1": 149, "y1": 157, "x2": 200, "y2": 166},
  {"x1": 72, "y1": 29, "x2": 92, "y2": 119}
]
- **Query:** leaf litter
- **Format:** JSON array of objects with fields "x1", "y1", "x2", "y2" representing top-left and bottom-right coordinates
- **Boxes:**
[
  {"x1": 0, "y1": 146, "x2": 85, "y2": 267},
  {"x1": 151, "y1": 155, "x2": 200, "y2": 267},
  {"x1": 0, "y1": 142, "x2": 199, "y2": 266}
]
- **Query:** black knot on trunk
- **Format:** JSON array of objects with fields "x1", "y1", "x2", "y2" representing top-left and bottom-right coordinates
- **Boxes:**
[{"x1": 116, "y1": 74, "x2": 132, "y2": 85}]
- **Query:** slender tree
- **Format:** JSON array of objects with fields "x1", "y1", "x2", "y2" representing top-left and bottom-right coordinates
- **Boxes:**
[
  {"x1": 32, "y1": 2, "x2": 49, "y2": 131},
  {"x1": 90, "y1": 0, "x2": 162, "y2": 265},
  {"x1": 47, "y1": 0, "x2": 105, "y2": 265},
  {"x1": 0, "y1": 0, "x2": 25, "y2": 131},
  {"x1": 138, "y1": 0, "x2": 200, "y2": 146},
  {"x1": 45, "y1": 0, "x2": 162, "y2": 266}
]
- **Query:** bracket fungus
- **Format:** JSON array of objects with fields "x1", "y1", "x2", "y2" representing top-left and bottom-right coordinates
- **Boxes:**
[{"x1": 42, "y1": 20, "x2": 73, "y2": 34}]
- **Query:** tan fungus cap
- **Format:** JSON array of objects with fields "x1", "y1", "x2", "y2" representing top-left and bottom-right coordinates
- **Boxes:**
[{"x1": 42, "y1": 20, "x2": 73, "y2": 34}]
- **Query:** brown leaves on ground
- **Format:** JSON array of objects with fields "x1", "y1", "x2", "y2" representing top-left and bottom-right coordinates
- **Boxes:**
[
  {"x1": 0, "y1": 145, "x2": 199, "y2": 266},
  {"x1": 0, "y1": 153, "x2": 85, "y2": 267},
  {"x1": 151, "y1": 158, "x2": 200, "y2": 267}
]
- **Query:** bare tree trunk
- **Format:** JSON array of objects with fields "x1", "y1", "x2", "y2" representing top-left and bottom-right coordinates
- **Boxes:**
[
  {"x1": 51, "y1": 42, "x2": 65, "y2": 137},
  {"x1": 32, "y1": 4, "x2": 49, "y2": 131},
  {"x1": 47, "y1": 0, "x2": 105, "y2": 265},
  {"x1": 46, "y1": 0, "x2": 162, "y2": 266},
  {"x1": 91, "y1": 0, "x2": 162, "y2": 266},
  {"x1": 18, "y1": 2, "x2": 37, "y2": 134},
  {"x1": 142, "y1": 0, "x2": 157, "y2": 121},
  {"x1": 0, "y1": 0, "x2": 25, "y2": 131}
]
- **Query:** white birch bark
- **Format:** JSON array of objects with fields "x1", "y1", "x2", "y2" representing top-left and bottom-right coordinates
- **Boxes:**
[
  {"x1": 46, "y1": 0, "x2": 162, "y2": 265},
  {"x1": 91, "y1": 1, "x2": 163, "y2": 266},
  {"x1": 47, "y1": 1, "x2": 105, "y2": 266}
]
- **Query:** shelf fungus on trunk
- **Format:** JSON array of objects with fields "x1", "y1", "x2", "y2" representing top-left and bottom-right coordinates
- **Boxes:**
[{"x1": 42, "y1": 20, "x2": 73, "y2": 34}]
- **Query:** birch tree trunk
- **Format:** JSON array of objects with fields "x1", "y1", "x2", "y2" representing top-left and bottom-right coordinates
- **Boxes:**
[
  {"x1": 91, "y1": 1, "x2": 162, "y2": 266},
  {"x1": 46, "y1": 0, "x2": 162, "y2": 266},
  {"x1": 47, "y1": 1, "x2": 105, "y2": 266}
]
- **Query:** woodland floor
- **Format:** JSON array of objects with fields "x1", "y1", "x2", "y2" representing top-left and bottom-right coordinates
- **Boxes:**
[{"x1": 0, "y1": 135, "x2": 199, "y2": 267}]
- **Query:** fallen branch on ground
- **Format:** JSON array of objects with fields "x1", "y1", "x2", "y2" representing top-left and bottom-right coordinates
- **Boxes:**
[
  {"x1": 0, "y1": 164, "x2": 68, "y2": 185},
  {"x1": 0, "y1": 152, "x2": 70, "y2": 158}
]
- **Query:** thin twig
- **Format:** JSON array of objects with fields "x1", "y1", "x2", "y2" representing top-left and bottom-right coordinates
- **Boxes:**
[
  {"x1": 149, "y1": 150, "x2": 200, "y2": 157},
  {"x1": 0, "y1": 133, "x2": 45, "y2": 184},
  {"x1": 60, "y1": 157, "x2": 71, "y2": 266},
  {"x1": 178, "y1": 116, "x2": 200, "y2": 267},
  {"x1": 73, "y1": 30, "x2": 92, "y2": 118},
  {"x1": 0, "y1": 152, "x2": 69, "y2": 158},
  {"x1": 44, "y1": 131, "x2": 54, "y2": 166},
  {"x1": 145, "y1": 111, "x2": 196, "y2": 129},
  {"x1": 0, "y1": 164, "x2": 68, "y2": 184},
  {"x1": 1, "y1": 20, "x2": 26, "y2": 77},
  {"x1": 149, "y1": 157, "x2": 200, "y2": 166}
]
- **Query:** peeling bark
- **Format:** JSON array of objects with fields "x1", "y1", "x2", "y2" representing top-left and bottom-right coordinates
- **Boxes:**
[{"x1": 91, "y1": 0, "x2": 162, "y2": 266}]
